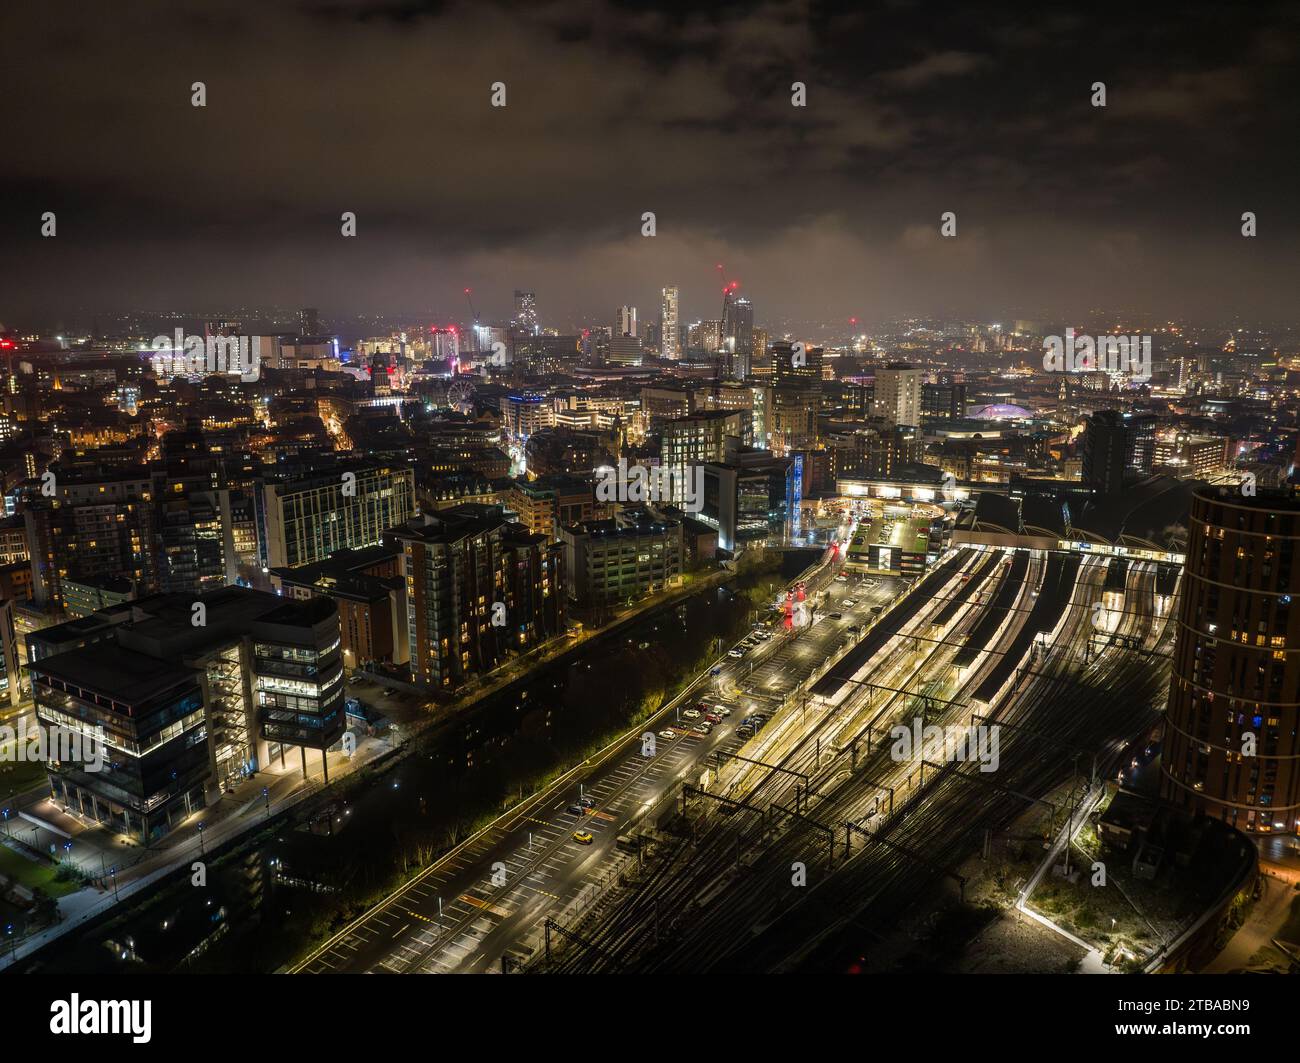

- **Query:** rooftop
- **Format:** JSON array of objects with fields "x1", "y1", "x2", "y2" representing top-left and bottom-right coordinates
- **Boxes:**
[{"x1": 30, "y1": 643, "x2": 199, "y2": 704}]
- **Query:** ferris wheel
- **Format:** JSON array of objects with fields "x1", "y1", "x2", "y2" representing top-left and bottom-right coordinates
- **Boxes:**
[{"x1": 447, "y1": 377, "x2": 476, "y2": 411}]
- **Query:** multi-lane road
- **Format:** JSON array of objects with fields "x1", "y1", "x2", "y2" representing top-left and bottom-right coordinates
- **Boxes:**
[{"x1": 294, "y1": 535, "x2": 902, "y2": 974}]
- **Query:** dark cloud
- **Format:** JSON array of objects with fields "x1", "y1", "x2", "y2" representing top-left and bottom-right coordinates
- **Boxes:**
[
  {"x1": 0, "y1": 0, "x2": 1297, "y2": 328},
  {"x1": 876, "y1": 50, "x2": 991, "y2": 90}
]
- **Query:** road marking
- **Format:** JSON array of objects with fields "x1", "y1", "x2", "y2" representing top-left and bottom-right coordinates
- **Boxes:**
[{"x1": 459, "y1": 893, "x2": 512, "y2": 918}]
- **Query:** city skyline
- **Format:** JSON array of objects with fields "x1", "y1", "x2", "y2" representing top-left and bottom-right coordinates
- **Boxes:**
[
  {"x1": 1, "y1": 0, "x2": 1297, "y2": 1016},
  {"x1": 2, "y1": 1, "x2": 1298, "y2": 323}
]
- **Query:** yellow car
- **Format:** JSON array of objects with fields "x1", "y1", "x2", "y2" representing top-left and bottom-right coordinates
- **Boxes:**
[{"x1": 572, "y1": 830, "x2": 594, "y2": 845}]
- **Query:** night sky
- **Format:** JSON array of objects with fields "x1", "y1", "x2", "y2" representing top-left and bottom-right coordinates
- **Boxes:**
[{"x1": 2, "y1": 0, "x2": 1298, "y2": 327}]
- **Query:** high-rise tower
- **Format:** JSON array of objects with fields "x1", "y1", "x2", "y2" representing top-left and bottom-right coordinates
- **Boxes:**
[
  {"x1": 1160, "y1": 485, "x2": 1300, "y2": 835},
  {"x1": 660, "y1": 286, "x2": 680, "y2": 360}
]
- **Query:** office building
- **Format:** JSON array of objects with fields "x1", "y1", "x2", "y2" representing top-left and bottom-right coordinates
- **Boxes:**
[
  {"x1": 257, "y1": 461, "x2": 416, "y2": 570},
  {"x1": 504, "y1": 393, "x2": 554, "y2": 438},
  {"x1": 1154, "y1": 434, "x2": 1230, "y2": 479},
  {"x1": 1080, "y1": 410, "x2": 1132, "y2": 495},
  {"x1": 661, "y1": 410, "x2": 751, "y2": 504},
  {"x1": 61, "y1": 575, "x2": 134, "y2": 619},
  {"x1": 1127, "y1": 412, "x2": 1159, "y2": 476},
  {"x1": 616, "y1": 306, "x2": 638, "y2": 338},
  {"x1": 27, "y1": 587, "x2": 345, "y2": 843},
  {"x1": 559, "y1": 509, "x2": 683, "y2": 612},
  {"x1": 921, "y1": 381, "x2": 967, "y2": 421},
  {"x1": 772, "y1": 342, "x2": 823, "y2": 387},
  {"x1": 607, "y1": 334, "x2": 643, "y2": 366},
  {"x1": 640, "y1": 385, "x2": 694, "y2": 431},
  {"x1": 724, "y1": 295, "x2": 754, "y2": 377},
  {"x1": 701, "y1": 454, "x2": 797, "y2": 551}
]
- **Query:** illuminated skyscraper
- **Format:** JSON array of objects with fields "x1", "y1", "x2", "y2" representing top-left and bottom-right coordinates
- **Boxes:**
[
  {"x1": 751, "y1": 327, "x2": 770, "y2": 378},
  {"x1": 721, "y1": 286, "x2": 754, "y2": 371},
  {"x1": 513, "y1": 290, "x2": 539, "y2": 335},
  {"x1": 660, "y1": 286, "x2": 680, "y2": 359},
  {"x1": 616, "y1": 305, "x2": 638, "y2": 337}
]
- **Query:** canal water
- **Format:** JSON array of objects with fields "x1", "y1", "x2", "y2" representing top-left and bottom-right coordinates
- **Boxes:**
[{"x1": 29, "y1": 551, "x2": 818, "y2": 974}]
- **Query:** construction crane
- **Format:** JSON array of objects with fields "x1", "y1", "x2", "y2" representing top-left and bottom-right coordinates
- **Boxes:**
[{"x1": 464, "y1": 287, "x2": 479, "y2": 327}]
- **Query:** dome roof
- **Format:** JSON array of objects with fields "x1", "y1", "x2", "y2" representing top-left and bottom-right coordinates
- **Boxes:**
[{"x1": 968, "y1": 403, "x2": 1031, "y2": 420}]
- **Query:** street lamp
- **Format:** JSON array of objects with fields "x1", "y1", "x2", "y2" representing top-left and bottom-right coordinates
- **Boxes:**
[{"x1": 197, "y1": 821, "x2": 205, "y2": 856}]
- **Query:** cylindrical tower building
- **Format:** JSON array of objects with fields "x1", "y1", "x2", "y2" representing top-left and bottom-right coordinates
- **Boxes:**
[{"x1": 1161, "y1": 485, "x2": 1300, "y2": 835}]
